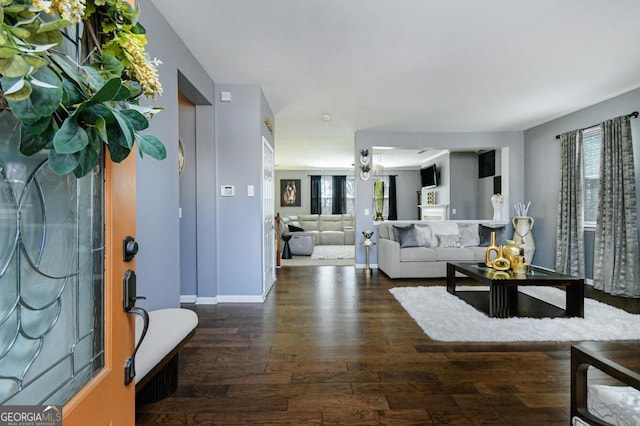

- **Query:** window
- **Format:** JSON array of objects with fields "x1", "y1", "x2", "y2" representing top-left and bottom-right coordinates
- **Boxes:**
[
  {"x1": 583, "y1": 127, "x2": 601, "y2": 227},
  {"x1": 319, "y1": 175, "x2": 355, "y2": 215}
]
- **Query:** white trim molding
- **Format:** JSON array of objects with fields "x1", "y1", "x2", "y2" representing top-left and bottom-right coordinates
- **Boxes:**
[
  {"x1": 180, "y1": 295, "x2": 197, "y2": 304},
  {"x1": 195, "y1": 297, "x2": 218, "y2": 305}
]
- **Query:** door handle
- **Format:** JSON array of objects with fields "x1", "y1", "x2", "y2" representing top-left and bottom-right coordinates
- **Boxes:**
[{"x1": 122, "y1": 269, "x2": 149, "y2": 385}]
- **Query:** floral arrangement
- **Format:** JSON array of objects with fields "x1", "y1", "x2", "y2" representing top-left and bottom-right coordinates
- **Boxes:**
[
  {"x1": 362, "y1": 230, "x2": 373, "y2": 240},
  {"x1": 0, "y1": 0, "x2": 166, "y2": 177}
]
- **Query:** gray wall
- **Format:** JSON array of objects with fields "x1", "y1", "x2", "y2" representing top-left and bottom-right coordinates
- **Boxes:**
[
  {"x1": 179, "y1": 98, "x2": 197, "y2": 297},
  {"x1": 449, "y1": 152, "x2": 478, "y2": 220},
  {"x1": 135, "y1": 0, "x2": 215, "y2": 310},
  {"x1": 524, "y1": 87, "x2": 640, "y2": 274},
  {"x1": 392, "y1": 169, "x2": 421, "y2": 220},
  {"x1": 215, "y1": 84, "x2": 274, "y2": 298},
  {"x1": 355, "y1": 131, "x2": 525, "y2": 266}
]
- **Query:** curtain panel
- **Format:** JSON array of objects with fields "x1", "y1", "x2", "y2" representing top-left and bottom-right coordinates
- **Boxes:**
[
  {"x1": 593, "y1": 116, "x2": 640, "y2": 297},
  {"x1": 331, "y1": 175, "x2": 346, "y2": 214},
  {"x1": 310, "y1": 175, "x2": 321, "y2": 214},
  {"x1": 388, "y1": 175, "x2": 398, "y2": 220},
  {"x1": 555, "y1": 130, "x2": 585, "y2": 277}
]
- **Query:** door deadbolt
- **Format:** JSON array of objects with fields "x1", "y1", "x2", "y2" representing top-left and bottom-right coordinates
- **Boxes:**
[{"x1": 123, "y1": 236, "x2": 139, "y2": 262}]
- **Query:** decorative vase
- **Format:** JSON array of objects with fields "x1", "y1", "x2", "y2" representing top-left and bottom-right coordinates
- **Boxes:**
[
  {"x1": 484, "y1": 231, "x2": 501, "y2": 267},
  {"x1": 501, "y1": 240, "x2": 523, "y2": 267},
  {"x1": 512, "y1": 216, "x2": 535, "y2": 264},
  {"x1": 373, "y1": 180, "x2": 384, "y2": 221},
  {"x1": 491, "y1": 193, "x2": 504, "y2": 221}
]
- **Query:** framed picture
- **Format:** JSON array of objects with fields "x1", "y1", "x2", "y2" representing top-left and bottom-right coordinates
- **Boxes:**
[
  {"x1": 280, "y1": 179, "x2": 301, "y2": 207},
  {"x1": 479, "y1": 150, "x2": 495, "y2": 178}
]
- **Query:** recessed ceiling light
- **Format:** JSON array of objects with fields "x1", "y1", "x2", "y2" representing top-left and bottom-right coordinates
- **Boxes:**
[{"x1": 322, "y1": 114, "x2": 331, "y2": 121}]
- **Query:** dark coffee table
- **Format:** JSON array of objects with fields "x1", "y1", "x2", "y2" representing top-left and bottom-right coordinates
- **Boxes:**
[{"x1": 446, "y1": 262, "x2": 584, "y2": 318}]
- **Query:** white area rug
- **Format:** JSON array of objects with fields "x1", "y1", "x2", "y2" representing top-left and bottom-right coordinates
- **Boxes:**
[
  {"x1": 311, "y1": 245, "x2": 354, "y2": 260},
  {"x1": 389, "y1": 286, "x2": 640, "y2": 342}
]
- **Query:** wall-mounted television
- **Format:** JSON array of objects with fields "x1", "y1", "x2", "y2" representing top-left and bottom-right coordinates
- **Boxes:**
[{"x1": 421, "y1": 164, "x2": 438, "y2": 188}]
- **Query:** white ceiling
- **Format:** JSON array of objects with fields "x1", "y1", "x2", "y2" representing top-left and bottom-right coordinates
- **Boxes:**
[{"x1": 149, "y1": 0, "x2": 640, "y2": 170}]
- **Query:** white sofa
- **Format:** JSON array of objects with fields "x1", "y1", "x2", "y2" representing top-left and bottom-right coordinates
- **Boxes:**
[
  {"x1": 281, "y1": 214, "x2": 355, "y2": 256},
  {"x1": 377, "y1": 221, "x2": 508, "y2": 278}
]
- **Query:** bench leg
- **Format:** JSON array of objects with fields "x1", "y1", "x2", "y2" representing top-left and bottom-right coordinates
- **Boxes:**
[{"x1": 136, "y1": 354, "x2": 180, "y2": 405}]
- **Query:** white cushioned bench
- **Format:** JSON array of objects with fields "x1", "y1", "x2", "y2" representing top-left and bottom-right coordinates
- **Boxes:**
[{"x1": 134, "y1": 308, "x2": 198, "y2": 404}]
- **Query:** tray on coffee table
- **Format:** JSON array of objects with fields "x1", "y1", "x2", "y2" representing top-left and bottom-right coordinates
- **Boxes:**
[{"x1": 446, "y1": 262, "x2": 584, "y2": 318}]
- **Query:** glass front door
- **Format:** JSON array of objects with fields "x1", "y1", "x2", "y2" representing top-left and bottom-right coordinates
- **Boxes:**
[{"x1": 0, "y1": 110, "x2": 104, "y2": 405}]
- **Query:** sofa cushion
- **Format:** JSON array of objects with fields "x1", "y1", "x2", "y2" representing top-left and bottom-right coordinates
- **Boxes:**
[
  {"x1": 469, "y1": 246, "x2": 488, "y2": 262},
  {"x1": 436, "y1": 247, "x2": 475, "y2": 261},
  {"x1": 393, "y1": 224, "x2": 420, "y2": 248},
  {"x1": 320, "y1": 215, "x2": 344, "y2": 231},
  {"x1": 298, "y1": 214, "x2": 320, "y2": 231},
  {"x1": 400, "y1": 247, "x2": 438, "y2": 262},
  {"x1": 459, "y1": 223, "x2": 480, "y2": 247},
  {"x1": 319, "y1": 231, "x2": 344, "y2": 245},
  {"x1": 479, "y1": 224, "x2": 507, "y2": 246},
  {"x1": 342, "y1": 214, "x2": 354, "y2": 228}
]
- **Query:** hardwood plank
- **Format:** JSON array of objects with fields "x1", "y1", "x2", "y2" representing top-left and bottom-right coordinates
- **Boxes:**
[{"x1": 135, "y1": 265, "x2": 640, "y2": 425}]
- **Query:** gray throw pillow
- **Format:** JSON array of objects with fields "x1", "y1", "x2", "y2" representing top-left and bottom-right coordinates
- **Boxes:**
[
  {"x1": 436, "y1": 234, "x2": 462, "y2": 248},
  {"x1": 459, "y1": 224, "x2": 480, "y2": 247},
  {"x1": 393, "y1": 224, "x2": 420, "y2": 248},
  {"x1": 479, "y1": 224, "x2": 506, "y2": 246}
]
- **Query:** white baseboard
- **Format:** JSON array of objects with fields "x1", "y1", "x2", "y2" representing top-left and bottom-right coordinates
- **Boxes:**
[
  {"x1": 355, "y1": 263, "x2": 378, "y2": 269},
  {"x1": 195, "y1": 297, "x2": 218, "y2": 305},
  {"x1": 217, "y1": 295, "x2": 265, "y2": 303},
  {"x1": 180, "y1": 295, "x2": 197, "y2": 304}
]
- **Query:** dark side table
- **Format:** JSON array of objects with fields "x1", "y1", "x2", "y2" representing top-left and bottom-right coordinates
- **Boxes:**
[{"x1": 282, "y1": 235, "x2": 292, "y2": 259}]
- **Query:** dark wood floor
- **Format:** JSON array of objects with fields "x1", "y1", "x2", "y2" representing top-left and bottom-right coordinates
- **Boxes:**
[{"x1": 136, "y1": 266, "x2": 640, "y2": 425}]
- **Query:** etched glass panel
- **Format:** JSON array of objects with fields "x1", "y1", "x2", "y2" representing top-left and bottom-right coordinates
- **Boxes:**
[{"x1": 0, "y1": 109, "x2": 104, "y2": 405}]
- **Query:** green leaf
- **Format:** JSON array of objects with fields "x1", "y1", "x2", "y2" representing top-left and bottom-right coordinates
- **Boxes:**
[
  {"x1": 8, "y1": 26, "x2": 31, "y2": 39},
  {"x1": 48, "y1": 149, "x2": 78, "y2": 175},
  {"x1": 27, "y1": 66, "x2": 62, "y2": 116},
  {"x1": 0, "y1": 46, "x2": 19, "y2": 58},
  {"x1": 2, "y1": 76, "x2": 25, "y2": 94},
  {"x1": 89, "y1": 77, "x2": 122, "y2": 102},
  {"x1": 137, "y1": 134, "x2": 166, "y2": 160},
  {"x1": 20, "y1": 120, "x2": 55, "y2": 155},
  {"x1": 24, "y1": 114, "x2": 51, "y2": 136},
  {"x1": 37, "y1": 19, "x2": 72, "y2": 33},
  {"x1": 109, "y1": 107, "x2": 134, "y2": 148},
  {"x1": 62, "y1": 80, "x2": 85, "y2": 106},
  {"x1": 51, "y1": 53, "x2": 82, "y2": 85},
  {"x1": 120, "y1": 108, "x2": 148, "y2": 131},
  {"x1": 92, "y1": 53, "x2": 125, "y2": 79},
  {"x1": 23, "y1": 54, "x2": 48, "y2": 68},
  {"x1": 93, "y1": 115, "x2": 108, "y2": 142},
  {"x1": 74, "y1": 145, "x2": 99, "y2": 177},
  {"x1": 0, "y1": 55, "x2": 29, "y2": 77},
  {"x1": 53, "y1": 118, "x2": 89, "y2": 154},
  {"x1": 82, "y1": 65, "x2": 106, "y2": 91},
  {"x1": 7, "y1": 94, "x2": 41, "y2": 124},
  {"x1": 106, "y1": 139, "x2": 131, "y2": 163},
  {"x1": 4, "y1": 79, "x2": 32, "y2": 101},
  {"x1": 112, "y1": 84, "x2": 131, "y2": 101}
]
